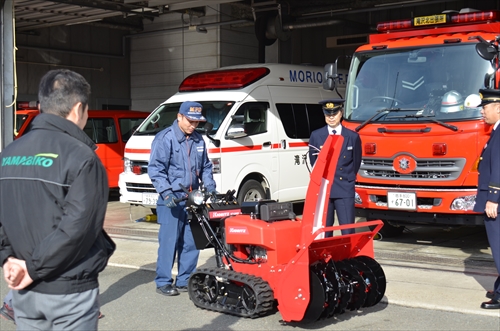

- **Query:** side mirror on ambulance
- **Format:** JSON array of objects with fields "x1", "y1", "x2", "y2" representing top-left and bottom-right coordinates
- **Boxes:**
[
  {"x1": 203, "y1": 122, "x2": 221, "y2": 147},
  {"x1": 226, "y1": 124, "x2": 247, "y2": 139},
  {"x1": 231, "y1": 114, "x2": 244, "y2": 122},
  {"x1": 323, "y1": 63, "x2": 337, "y2": 91},
  {"x1": 204, "y1": 122, "x2": 214, "y2": 133}
]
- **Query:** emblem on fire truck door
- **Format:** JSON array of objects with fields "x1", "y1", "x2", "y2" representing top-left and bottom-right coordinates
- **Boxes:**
[{"x1": 393, "y1": 155, "x2": 417, "y2": 174}]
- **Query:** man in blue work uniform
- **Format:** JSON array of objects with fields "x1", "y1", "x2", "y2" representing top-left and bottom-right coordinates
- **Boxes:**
[
  {"x1": 473, "y1": 89, "x2": 500, "y2": 309},
  {"x1": 148, "y1": 101, "x2": 216, "y2": 296},
  {"x1": 309, "y1": 99, "x2": 362, "y2": 236}
]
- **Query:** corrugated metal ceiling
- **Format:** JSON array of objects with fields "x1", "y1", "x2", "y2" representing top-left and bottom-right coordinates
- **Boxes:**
[
  {"x1": 12, "y1": 0, "x2": 458, "y2": 32},
  {"x1": 13, "y1": 0, "x2": 242, "y2": 32}
]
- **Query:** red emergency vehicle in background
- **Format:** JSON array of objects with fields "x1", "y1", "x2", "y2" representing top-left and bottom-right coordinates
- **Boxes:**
[
  {"x1": 15, "y1": 102, "x2": 148, "y2": 188},
  {"x1": 324, "y1": 8, "x2": 499, "y2": 237}
]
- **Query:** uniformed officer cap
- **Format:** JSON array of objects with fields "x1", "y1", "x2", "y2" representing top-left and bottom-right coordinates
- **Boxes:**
[
  {"x1": 479, "y1": 88, "x2": 500, "y2": 106},
  {"x1": 319, "y1": 99, "x2": 344, "y2": 115}
]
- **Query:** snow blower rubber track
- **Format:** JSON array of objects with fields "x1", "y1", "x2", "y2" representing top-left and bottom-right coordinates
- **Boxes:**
[{"x1": 188, "y1": 267, "x2": 275, "y2": 318}]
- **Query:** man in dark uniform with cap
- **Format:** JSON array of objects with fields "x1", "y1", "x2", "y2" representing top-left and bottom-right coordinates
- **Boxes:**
[
  {"x1": 309, "y1": 99, "x2": 362, "y2": 236},
  {"x1": 473, "y1": 89, "x2": 500, "y2": 309}
]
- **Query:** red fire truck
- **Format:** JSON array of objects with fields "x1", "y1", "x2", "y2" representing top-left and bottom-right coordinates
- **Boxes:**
[{"x1": 324, "y1": 8, "x2": 499, "y2": 237}]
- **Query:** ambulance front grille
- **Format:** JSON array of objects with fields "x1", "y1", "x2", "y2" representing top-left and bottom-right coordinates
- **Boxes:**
[{"x1": 125, "y1": 182, "x2": 156, "y2": 193}]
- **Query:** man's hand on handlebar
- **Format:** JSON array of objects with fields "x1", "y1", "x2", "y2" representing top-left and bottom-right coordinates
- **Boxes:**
[{"x1": 164, "y1": 195, "x2": 177, "y2": 208}]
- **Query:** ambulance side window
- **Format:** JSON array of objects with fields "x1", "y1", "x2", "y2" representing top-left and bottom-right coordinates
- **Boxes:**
[
  {"x1": 227, "y1": 102, "x2": 269, "y2": 137},
  {"x1": 276, "y1": 103, "x2": 324, "y2": 139}
]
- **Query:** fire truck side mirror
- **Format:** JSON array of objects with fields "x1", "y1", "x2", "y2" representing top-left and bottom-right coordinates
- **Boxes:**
[
  {"x1": 323, "y1": 63, "x2": 337, "y2": 91},
  {"x1": 475, "y1": 41, "x2": 497, "y2": 61}
]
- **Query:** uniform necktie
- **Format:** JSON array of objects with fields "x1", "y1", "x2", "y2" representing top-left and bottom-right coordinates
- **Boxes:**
[{"x1": 332, "y1": 129, "x2": 337, "y2": 135}]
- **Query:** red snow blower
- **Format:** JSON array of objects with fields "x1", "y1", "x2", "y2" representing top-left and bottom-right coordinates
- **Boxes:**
[{"x1": 183, "y1": 134, "x2": 385, "y2": 323}]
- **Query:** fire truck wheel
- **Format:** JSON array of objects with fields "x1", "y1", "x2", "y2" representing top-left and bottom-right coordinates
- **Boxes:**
[
  {"x1": 237, "y1": 180, "x2": 266, "y2": 204},
  {"x1": 369, "y1": 219, "x2": 405, "y2": 238}
]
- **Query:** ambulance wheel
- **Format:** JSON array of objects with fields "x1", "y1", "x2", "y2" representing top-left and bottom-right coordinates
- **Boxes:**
[
  {"x1": 369, "y1": 219, "x2": 405, "y2": 238},
  {"x1": 151, "y1": 208, "x2": 157, "y2": 215},
  {"x1": 238, "y1": 180, "x2": 266, "y2": 204}
]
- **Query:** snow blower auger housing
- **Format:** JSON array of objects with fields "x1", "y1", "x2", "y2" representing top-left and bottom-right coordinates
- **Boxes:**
[{"x1": 184, "y1": 134, "x2": 386, "y2": 323}]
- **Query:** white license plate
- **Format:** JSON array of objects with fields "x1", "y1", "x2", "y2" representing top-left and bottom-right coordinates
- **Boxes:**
[
  {"x1": 387, "y1": 192, "x2": 416, "y2": 210},
  {"x1": 142, "y1": 193, "x2": 159, "y2": 206}
]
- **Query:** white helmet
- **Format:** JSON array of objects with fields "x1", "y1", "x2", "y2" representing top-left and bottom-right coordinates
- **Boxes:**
[{"x1": 440, "y1": 90, "x2": 464, "y2": 113}]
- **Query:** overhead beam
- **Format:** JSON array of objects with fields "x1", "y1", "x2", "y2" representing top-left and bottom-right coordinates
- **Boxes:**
[
  {"x1": 1, "y1": 0, "x2": 14, "y2": 150},
  {"x1": 46, "y1": 0, "x2": 159, "y2": 19}
]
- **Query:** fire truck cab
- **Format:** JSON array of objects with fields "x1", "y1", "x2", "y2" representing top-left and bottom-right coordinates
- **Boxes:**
[
  {"x1": 119, "y1": 63, "x2": 342, "y2": 210},
  {"x1": 324, "y1": 8, "x2": 499, "y2": 236}
]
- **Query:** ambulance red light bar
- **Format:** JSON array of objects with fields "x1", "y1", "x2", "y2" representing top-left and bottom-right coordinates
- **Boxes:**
[
  {"x1": 179, "y1": 67, "x2": 270, "y2": 92},
  {"x1": 377, "y1": 10, "x2": 500, "y2": 32}
]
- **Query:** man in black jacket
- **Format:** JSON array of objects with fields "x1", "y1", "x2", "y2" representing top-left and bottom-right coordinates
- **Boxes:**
[{"x1": 0, "y1": 69, "x2": 115, "y2": 330}]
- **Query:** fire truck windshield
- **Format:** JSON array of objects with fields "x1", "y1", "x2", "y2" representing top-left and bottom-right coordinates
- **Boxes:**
[
  {"x1": 16, "y1": 113, "x2": 31, "y2": 132},
  {"x1": 344, "y1": 43, "x2": 490, "y2": 123},
  {"x1": 135, "y1": 101, "x2": 234, "y2": 136}
]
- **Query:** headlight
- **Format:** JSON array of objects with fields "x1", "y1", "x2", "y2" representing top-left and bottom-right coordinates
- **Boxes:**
[
  {"x1": 190, "y1": 190, "x2": 204, "y2": 206},
  {"x1": 450, "y1": 195, "x2": 476, "y2": 211},
  {"x1": 355, "y1": 192, "x2": 362, "y2": 205},
  {"x1": 123, "y1": 157, "x2": 132, "y2": 173}
]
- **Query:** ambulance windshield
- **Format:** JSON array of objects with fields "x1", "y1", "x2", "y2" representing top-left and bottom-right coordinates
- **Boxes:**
[
  {"x1": 135, "y1": 101, "x2": 234, "y2": 135},
  {"x1": 345, "y1": 44, "x2": 489, "y2": 122}
]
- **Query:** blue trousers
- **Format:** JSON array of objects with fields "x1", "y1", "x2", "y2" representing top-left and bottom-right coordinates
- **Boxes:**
[
  {"x1": 484, "y1": 215, "x2": 500, "y2": 300},
  {"x1": 325, "y1": 197, "x2": 355, "y2": 237},
  {"x1": 155, "y1": 198, "x2": 199, "y2": 288}
]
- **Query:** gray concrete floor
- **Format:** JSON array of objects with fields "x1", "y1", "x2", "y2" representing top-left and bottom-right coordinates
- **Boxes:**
[
  {"x1": 1, "y1": 192, "x2": 499, "y2": 331},
  {"x1": 103, "y1": 192, "x2": 499, "y2": 318}
]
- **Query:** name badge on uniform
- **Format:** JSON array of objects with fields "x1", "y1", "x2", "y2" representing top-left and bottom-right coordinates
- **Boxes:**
[{"x1": 347, "y1": 146, "x2": 353, "y2": 150}]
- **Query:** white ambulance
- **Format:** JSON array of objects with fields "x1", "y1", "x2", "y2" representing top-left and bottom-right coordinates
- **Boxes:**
[{"x1": 119, "y1": 63, "x2": 344, "y2": 209}]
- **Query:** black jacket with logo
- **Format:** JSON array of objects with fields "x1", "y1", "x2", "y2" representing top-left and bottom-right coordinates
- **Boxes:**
[{"x1": 0, "y1": 113, "x2": 115, "y2": 294}]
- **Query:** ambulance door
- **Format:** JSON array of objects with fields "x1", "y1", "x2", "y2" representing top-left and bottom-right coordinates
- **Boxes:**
[
  {"x1": 220, "y1": 90, "x2": 278, "y2": 202},
  {"x1": 270, "y1": 87, "x2": 325, "y2": 202}
]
